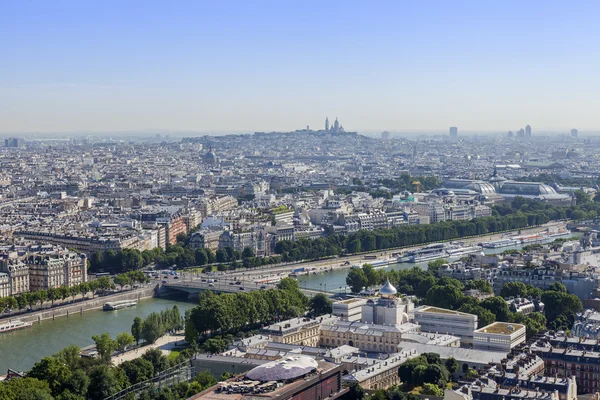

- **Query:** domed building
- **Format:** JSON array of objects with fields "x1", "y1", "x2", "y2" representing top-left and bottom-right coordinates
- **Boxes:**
[
  {"x1": 203, "y1": 145, "x2": 219, "y2": 166},
  {"x1": 361, "y1": 279, "x2": 413, "y2": 325}
]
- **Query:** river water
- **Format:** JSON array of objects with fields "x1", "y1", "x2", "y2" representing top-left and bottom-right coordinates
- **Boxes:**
[
  {"x1": 0, "y1": 236, "x2": 576, "y2": 373},
  {"x1": 0, "y1": 298, "x2": 196, "y2": 374}
]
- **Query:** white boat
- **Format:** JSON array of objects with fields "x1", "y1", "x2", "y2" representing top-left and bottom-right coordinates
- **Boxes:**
[
  {"x1": 398, "y1": 243, "x2": 447, "y2": 263},
  {"x1": 482, "y1": 238, "x2": 519, "y2": 248},
  {"x1": 0, "y1": 319, "x2": 32, "y2": 333},
  {"x1": 103, "y1": 300, "x2": 137, "y2": 311},
  {"x1": 445, "y1": 245, "x2": 482, "y2": 258},
  {"x1": 370, "y1": 259, "x2": 395, "y2": 268}
]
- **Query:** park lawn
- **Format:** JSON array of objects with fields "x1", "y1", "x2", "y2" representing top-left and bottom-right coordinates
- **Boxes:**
[{"x1": 168, "y1": 350, "x2": 180, "y2": 362}]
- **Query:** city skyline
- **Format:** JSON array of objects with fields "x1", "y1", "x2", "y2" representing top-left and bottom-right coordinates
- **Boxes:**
[{"x1": 3, "y1": 1, "x2": 600, "y2": 133}]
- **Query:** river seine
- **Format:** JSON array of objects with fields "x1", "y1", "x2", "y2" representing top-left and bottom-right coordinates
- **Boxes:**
[{"x1": 0, "y1": 298, "x2": 196, "y2": 373}]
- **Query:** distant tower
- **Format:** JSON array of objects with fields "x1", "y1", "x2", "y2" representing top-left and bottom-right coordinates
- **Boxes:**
[
  {"x1": 571, "y1": 128, "x2": 578, "y2": 137},
  {"x1": 517, "y1": 129, "x2": 525, "y2": 138},
  {"x1": 413, "y1": 144, "x2": 417, "y2": 158},
  {"x1": 508, "y1": 130, "x2": 514, "y2": 138},
  {"x1": 449, "y1": 127, "x2": 458, "y2": 137},
  {"x1": 325, "y1": 117, "x2": 329, "y2": 131},
  {"x1": 525, "y1": 125, "x2": 532, "y2": 137},
  {"x1": 381, "y1": 131, "x2": 390, "y2": 140},
  {"x1": 334, "y1": 117, "x2": 340, "y2": 131}
]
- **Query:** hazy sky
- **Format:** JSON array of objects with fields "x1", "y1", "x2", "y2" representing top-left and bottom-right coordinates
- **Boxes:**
[{"x1": 2, "y1": 1, "x2": 600, "y2": 134}]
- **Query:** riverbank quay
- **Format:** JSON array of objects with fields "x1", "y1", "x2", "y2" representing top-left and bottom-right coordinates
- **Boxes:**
[
  {"x1": 190, "y1": 223, "x2": 567, "y2": 282},
  {"x1": 113, "y1": 333, "x2": 187, "y2": 366},
  {"x1": 0, "y1": 285, "x2": 157, "y2": 324}
]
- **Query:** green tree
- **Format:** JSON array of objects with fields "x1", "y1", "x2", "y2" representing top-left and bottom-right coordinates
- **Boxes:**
[
  {"x1": 201, "y1": 337, "x2": 230, "y2": 354},
  {"x1": 500, "y1": 281, "x2": 529, "y2": 298},
  {"x1": 63, "y1": 369, "x2": 89, "y2": 398},
  {"x1": 362, "y1": 264, "x2": 379, "y2": 288},
  {"x1": 276, "y1": 277, "x2": 300, "y2": 292},
  {"x1": 346, "y1": 268, "x2": 368, "y2": 294},
  {"x1": 27, "y1": 356, "x2": 71, "y2": 396},
  {"x1": 481, "y1": 297, "x2": 511, "y2": 321},
  {"x1": 92, "y1": 332, "x2": 116, "y2": 363},
  {"x1": 464, "y1": 279, "x2": 493, "y2": 294},
  {"x1": 116, "y1": 332, "x2": 135, "y2": 352},
  {"x1": 309, "y1": 293, "x2": 332, "y2": 317},
  {"x1": 466, "y1": 368, "x2": 479, "y2": 379},
  {"x1": 184, "y1": 309, "x2": 199, "y2": 345},
  {"x1": 541, "y1": 290, "x2": 582, "y2": 324},
  {"x1": 131, "y1": 316, "x2": 143, "y2": 345},
  {"x1": 195, "y1": 370, "x2": 218, "y2": 388},
  {"x1": 142, "y1": 348, "x2": 171, "y2": 373},
  {"x1": 242, "y1": 247, "x2": 255, "y2": 258},
  {"x1": 445, "y1": 357, "x2": 459, "y2": 374},
  {"x1": 427, "y1": 258, "x2": 448, "y2": 275},
  {"x1": 0, "y1": 377, "x2": 53, "y2": 400},
  {"x1": 120, "y1": 358, "x2": 155, "y2": 384},
  {"x1": 548, "y1": 282, "x2": 567, "y2": 293},
  {"x1": 54, "y1": 345, "x2": 82, "y2": 370},
  {"x1": 113, "y1": 274, "x2": 131, "y2": 290},
  {"x1": 87, "y1": 364, "x2": 127, "y2": 400},
  {"x1": 574, "y1": 189, "x2": 591, "y2": 204},
  {"x1": 346, "y1": 383, "x2": 365, "y2": 400},
  {"x1": 458, "y1": 303, "x2": 496, "y2": 328},
  {"x1": 425, "y1": 285, "x2": 463, "y2": 309},
  {"x1": 141, "y1": 312, "x2": 166, "y2": 344},
  {"x1": 421, "y1": 383, "x2": 444, "y2": 397}
]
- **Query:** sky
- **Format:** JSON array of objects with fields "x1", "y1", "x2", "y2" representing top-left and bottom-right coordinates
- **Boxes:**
[{"x1": 1, "y1": 0, "x2": 600, "y2": 134}]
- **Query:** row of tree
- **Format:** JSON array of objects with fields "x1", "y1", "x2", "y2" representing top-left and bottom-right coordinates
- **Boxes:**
[
  {"x1": 113, "y1": 270, "x2": 151, "y2": 290},
  {"x1": 0, "y1": 277, "x2": 113, "y2": 313},
  {"x1": 130, "y1": 305, "x2": 184, "y2": 346},
  {"x1": 186, "y1": 278, "x2": 308, "y2": 338}
]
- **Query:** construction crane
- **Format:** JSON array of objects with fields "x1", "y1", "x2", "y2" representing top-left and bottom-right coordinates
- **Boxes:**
[{"x1": 412, "y1": 180, "x2": 421, "y2": 193}]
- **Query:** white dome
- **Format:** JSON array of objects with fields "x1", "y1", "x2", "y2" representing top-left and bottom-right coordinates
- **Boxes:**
[{"x1": 379, "y1": 279, "x2": 397, "y2": 296}]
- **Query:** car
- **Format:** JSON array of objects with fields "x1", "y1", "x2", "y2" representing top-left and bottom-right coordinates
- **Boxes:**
[
  {"x1": 163, "y1": 275, "x2": 169, "y2": 279},
  {"x1": 162, "y1": 280, "x2": 167, "y2": 284},
  {"x1": 201, "y1": 279, "x2": 207, "y2": 282},
  {"x1": 260, "y1": 285, "x2": 267, "y2": 289},
  {"x1": 229, "y1": 282, "x2": 235, "y2": 285},
  {"x1": 234, "y1": 281, "x2": 242, "y2": 285},
  {"x1": 238, "y1": 287, "x2": 245, "y2": 291},
  {"x1": 173, "y1": 276, "x2": 179, "y2": 279},
  {"x1": 208, "y1": 283, "x2": 215, "y2": 288}
]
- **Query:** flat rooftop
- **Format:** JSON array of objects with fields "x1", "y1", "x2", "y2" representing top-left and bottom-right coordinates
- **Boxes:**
[
  {"x1": 336, "y1": 298, "x2": 367, "y2": 305},
  {"x1": 417, "y1": 306, "x2": 474, "y2": 316},
  {"x1": 475, "y1": 322, "x2": 525, "y2": 335}
]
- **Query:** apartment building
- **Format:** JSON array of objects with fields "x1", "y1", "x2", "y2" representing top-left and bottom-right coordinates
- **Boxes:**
[
  {"x1": 0, "y1": 272, "x2": 9, "y2": 297},
  {"x1": 0, "y1": 261, "x2": 29, "y2": 296},
  {"x1": 189, "y1": 230, "x2": 221, "y2": 251}
]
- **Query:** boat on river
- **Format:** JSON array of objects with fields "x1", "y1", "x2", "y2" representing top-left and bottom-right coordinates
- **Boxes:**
[
  {"x1": 445, "y1": 245, "x2": 482, "y2": 258},
  {"x1": 0, "y1": 319, "x2": 32, "y2": 333},
  {"x1": 398, "y1": 243, "x2": 447, "y2": 263},
  {"x1": 103, "y1": 300, "x2": 137, "y2": 311},
  {"x1": 482, "y1": 238, "x2": 519, "y2": 248}
]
